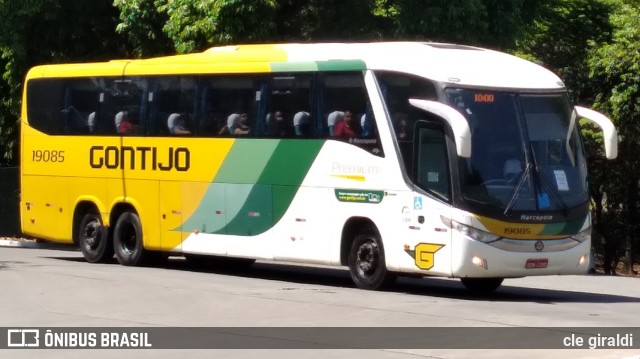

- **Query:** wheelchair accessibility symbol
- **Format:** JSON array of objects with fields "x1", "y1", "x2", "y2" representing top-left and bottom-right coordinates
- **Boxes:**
[{"x1": 414, "y1": 197, "x2": 423, "y2": 210}]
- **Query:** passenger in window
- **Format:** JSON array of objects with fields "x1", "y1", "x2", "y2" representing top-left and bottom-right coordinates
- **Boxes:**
[
  {"x1": 226, "y1": 112, "x2": 250, "y2": 136},
  {"x1": 217, "y1": 120, "x2": 230, "y2": 135},
  {"x1": 267, "y1": 110, "x2": 287, "y2": 137},
  {"x1": 117, "y1": 111, "x2": 139, "y2": 134},
  {"x1": 168, "y1": 113, "x2": 191, "y2": 135},
  {"x1": 218, "y1": 113, "x2": 237, "y2": 135},
  {"x1": 235, "y1": 113, "x2": 250, "y2": 135},
  {"x1": 334, "y1": 110, "x2": 360, "y2": 138}
]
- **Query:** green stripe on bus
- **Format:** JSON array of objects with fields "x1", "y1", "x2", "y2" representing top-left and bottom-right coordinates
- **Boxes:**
[
  {"x1": 182, "y1": 139, "x2": 325, "y2": 236},
  {"x1": 222, "y1": 183, "x2": 273, "y2": 236},
  {"x1": 213, "y1": 139, "x2": 279, "y2": 184},
  {"x1": 270, "y1": 62, "x2": 318, "y2": 72},
  {"x1": 539, "y1": 215, "x2": 587, "y2": 236},
  {"x1": 269, "y1": 60, "x2": 366, "y2": 72},
  {"x1": 220, "y1": 140, "x2": 324, "y2": 235},
  {"x1": 256, "y1": 140, "x2": 325, "y2": 185},
  {"x1": 258, "y1": 140, "x2": 324, "y2": 221},
  {"x1": 179, "y1": 140, "x2": 278, "y2": 234},
  {"x1": 179, "y1": 184, "x2": 238, "y2": 234},
  {"x1": 560, "y1": 215, "x2": 588, "y2": 235},
  {"x1": 316, "y1": 60, "x2": 366, "y2": 72}
]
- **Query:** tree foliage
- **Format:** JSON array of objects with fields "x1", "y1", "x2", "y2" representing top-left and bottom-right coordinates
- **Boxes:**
[
  {"x1": 113, "y1": 0, "x2": 173, "y2": 57},
  {"x1": 0, "y1": 0, "x2": 127, "y2": 165},
  {"x1": 113, "y1": 0, "x2": 531, "y2": 54},
  {"x1": 115, "y1": 0, "x2": 380, "y2": 54},
  {"x1": 155, "y1": 0, "x2": 278, "y2": 53},
  {"x1": 586, "y1": 0, "x2": 640, "y2": 274},
  {"x1": 389, "y1": 0, "x2": 531, "y2": 48},
  {"x1": 516, "y1": 0, "x2": 612, "y2": 101}
]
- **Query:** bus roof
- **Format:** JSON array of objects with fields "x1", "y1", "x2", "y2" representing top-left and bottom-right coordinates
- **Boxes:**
[
  {"x1": 26, "y1": 42, "x2": 564, "y2": 90},
  {"x1": 277, "y1": 42, "x2": 565, "y2": 90}
]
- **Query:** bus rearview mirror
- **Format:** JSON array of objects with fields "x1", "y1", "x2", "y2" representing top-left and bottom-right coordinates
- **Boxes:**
[
  {"x1": 574, "y1": 106, "x2": 618, "y2": 160},
  {"x1": 409, "y1": 99, "x2": 472, "y2": 158}
]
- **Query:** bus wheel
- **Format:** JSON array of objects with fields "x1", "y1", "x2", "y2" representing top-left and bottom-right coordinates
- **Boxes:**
[
  {"x1": 78, "y1": 210, "x2": 112, "y2": 263},
  {"x1": 113, "y1": 211, "x2": 147, "y2": 266},
  {"x1": 460, "y1": 278, "x2": 504, "y2": 293},
  {"x1": 348, "y1": 230, "x2": 395, "y2": 290}
]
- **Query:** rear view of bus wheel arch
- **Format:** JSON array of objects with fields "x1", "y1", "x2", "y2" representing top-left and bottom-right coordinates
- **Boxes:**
[
  {"x1": 77, "y1": 209, "x2": 113, "y2": 263},
  {"x1": 113, "y1": 211, "x2": 147, "y2": 266},
  {"x1": 348, "y1": 230, "x2": 396, "y2": 290}
]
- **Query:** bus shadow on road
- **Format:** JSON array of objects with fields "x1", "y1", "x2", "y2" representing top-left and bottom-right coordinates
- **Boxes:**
[
  {"x1": 49, "y1": 254, "x2": 640, "y2": 304},
  {"x1": 391, "y1": 276, "x2": 640, "y2": 304},
  {"x1": 181, "y1": 259, "x2": 640, "y2": 304}
]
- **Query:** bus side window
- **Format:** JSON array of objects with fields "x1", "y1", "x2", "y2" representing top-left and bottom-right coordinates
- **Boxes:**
[
  {"x1": 26, "y1": 77, "x2": 104, "y2": 136},
  {"x1": 26, "y1": 79, "x2": 65, "y2": 135},
  {"x1": 105, "y1": 78, "x2": 146, "y2": 136},
  {"x1": 262, "y1": 73, "x2": 313, "y2": 138},
  {"x1": 320, "y1": 72, "x2": 383, "y2": 156},
  {"x1": 375, "y1": 71, "x2": 439, "y2": 169},
  {"x1": 201, "y1": 75, "x2": 259, "y2": 137},
  {"x1": 415, "y1": 124, "x2": 451, "y2": 202},
  {"x1": 62, "y1": 78, "x2": 102, "y2": 135},
  {"x1": 147, "y1": 76, "x2": 197, "y2": 136}
]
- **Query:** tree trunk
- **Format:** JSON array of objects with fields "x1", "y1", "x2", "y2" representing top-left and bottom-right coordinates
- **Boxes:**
[
  {"x1": 623, "y1": 234, "x2": 633, "y2": 275},
  {"x1": 623, "y1": 178, "x2": 639, "y2": 275}
]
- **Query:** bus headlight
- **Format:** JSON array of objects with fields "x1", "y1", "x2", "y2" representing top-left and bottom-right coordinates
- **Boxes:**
[
  {"x1": 570, "y1": 227, "x2": 591, "y2": 242},
  {"x1": 443, "y1": 218, "x2": 500, "y2": 243},
  {"x1": 578, "y1": 255, "x2": 588, "y2": 266}
]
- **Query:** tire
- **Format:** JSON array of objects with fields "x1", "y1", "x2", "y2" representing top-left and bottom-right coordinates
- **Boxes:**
[
  {"x1": 113, "y1": 211, "x2": 147, "y2": 266},
  {"x1": 460, "y1": 277, "x2": 504, "y2": 293},
  {"x1": 348, "y1": 230, "x2": 395, "y2": 290},
  {"x1": 78, "y1": 210, "x2": 112, "y2": 263}
]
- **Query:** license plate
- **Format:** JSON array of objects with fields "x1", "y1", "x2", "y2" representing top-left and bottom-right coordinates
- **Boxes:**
[{"x1": 525, "y1": 258, "x2": 548, "y2": 269}]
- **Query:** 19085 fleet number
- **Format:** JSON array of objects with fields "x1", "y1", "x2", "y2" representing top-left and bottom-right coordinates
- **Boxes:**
[{"x1": 32, "y1": 150, "x2": 65, "y2": 163}]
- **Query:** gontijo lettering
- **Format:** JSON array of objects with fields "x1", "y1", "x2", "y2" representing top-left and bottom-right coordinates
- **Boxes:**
[{"x1": 89, "y1": 146, "x2": 190, "y2": 171}]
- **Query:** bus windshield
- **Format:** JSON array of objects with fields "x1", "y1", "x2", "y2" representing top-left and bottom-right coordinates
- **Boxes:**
[{"x1": 445, "y1": 89, "x2": 588, "y2": 216}]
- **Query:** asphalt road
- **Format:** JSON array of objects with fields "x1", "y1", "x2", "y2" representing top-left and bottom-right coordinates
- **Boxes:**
[{"x1": 1, "y1": 245, "x2": 639, "y2": 359}]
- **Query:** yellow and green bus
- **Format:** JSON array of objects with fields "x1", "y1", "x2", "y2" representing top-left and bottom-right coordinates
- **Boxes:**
[{"x1": 20, "y1": 43, "x2": 617, "y2": 291}]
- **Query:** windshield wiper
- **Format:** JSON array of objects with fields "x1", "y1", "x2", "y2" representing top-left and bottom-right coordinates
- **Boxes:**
[{"x1": 503, "y1": 162, "x2": 533, "y2": 217}]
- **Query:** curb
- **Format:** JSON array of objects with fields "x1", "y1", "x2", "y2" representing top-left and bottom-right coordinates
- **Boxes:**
[
  {"x1": 0, "y1": 238, "x2": 77, "y2": 251},
  {"x1": 0, "y1": 238, "x2": 40, "y2": 248}
]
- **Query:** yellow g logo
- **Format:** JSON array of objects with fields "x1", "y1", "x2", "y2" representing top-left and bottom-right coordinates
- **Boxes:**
[{"x1": 415, "y1": 243, "x2": 444, "y2": 270}]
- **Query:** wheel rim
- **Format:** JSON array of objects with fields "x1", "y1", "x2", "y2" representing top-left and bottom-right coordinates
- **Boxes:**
[
  {"x1": 356, "y1": 240, "x2": 379, "y2": 277},
  {"x1": 82, "y1": 218, "x2": 100, "y2": 251},
  {"x1": 120, "y1": 222, "x2": 138, "y2": 255}
]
